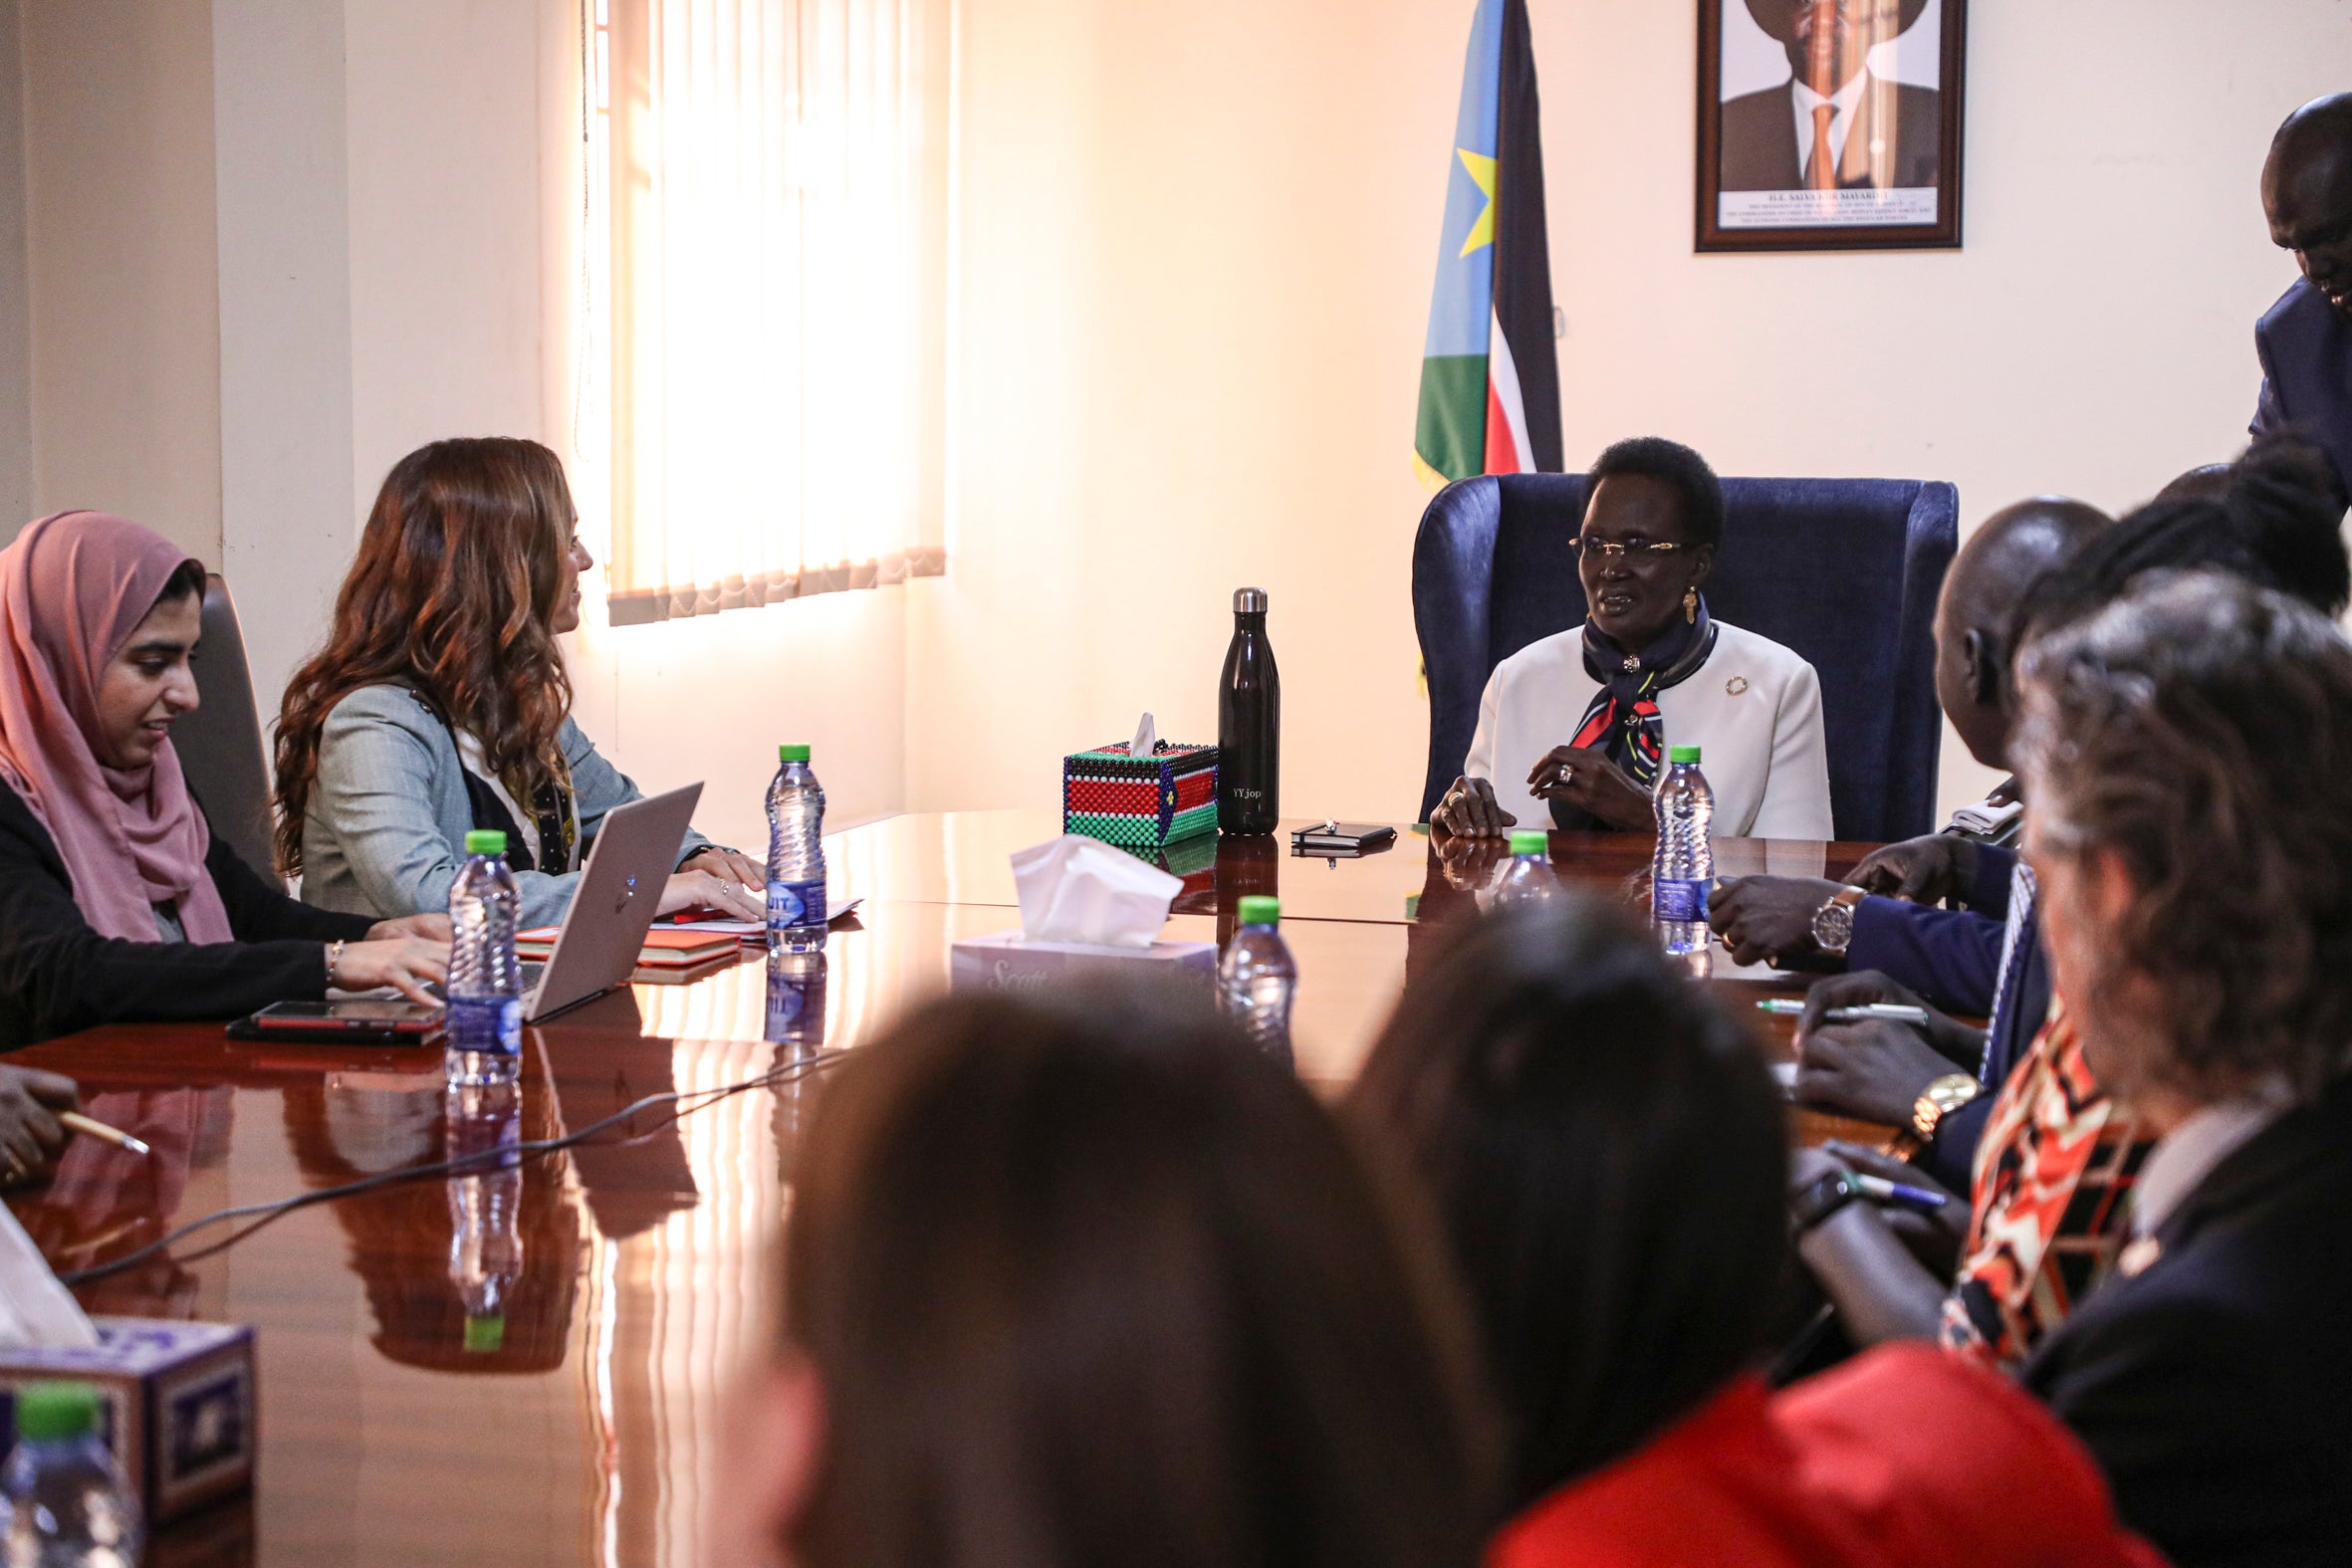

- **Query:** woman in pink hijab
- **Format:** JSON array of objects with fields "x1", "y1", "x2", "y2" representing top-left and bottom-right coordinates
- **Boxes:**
[{"x1": 0, "y1": 512, "x2": 448, "y2": 1051}]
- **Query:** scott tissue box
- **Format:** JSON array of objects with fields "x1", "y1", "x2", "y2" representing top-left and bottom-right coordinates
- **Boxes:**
[
  {"x1": 0, "y1": 1318, "x2": 255, "y2": 1523},
  {"x1": 951, "y1": 931, "x2": 1218, "y2": 996},
  {"x1": 1062, "y1": 741, "x2": 1219, "y2": 849}
]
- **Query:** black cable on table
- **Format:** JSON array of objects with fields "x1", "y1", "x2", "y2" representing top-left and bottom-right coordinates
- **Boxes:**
[{"x1": 56, "y1": 1046, "x2": 848, "y2": 1287}]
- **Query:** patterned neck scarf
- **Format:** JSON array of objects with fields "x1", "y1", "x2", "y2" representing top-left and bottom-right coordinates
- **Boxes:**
[{"x1": 1553, "y1": 597, "x2": 1719, "y2": 830}]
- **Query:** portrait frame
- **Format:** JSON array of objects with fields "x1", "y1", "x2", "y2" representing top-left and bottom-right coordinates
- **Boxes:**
[{"x1": 1696, "y1": 0, "x2": 1968, "y2": 253}]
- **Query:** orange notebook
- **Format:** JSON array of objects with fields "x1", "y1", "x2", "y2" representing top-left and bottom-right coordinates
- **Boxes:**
[{"x1": 515, "y1": 927, "x2": 738, "y2": 968}]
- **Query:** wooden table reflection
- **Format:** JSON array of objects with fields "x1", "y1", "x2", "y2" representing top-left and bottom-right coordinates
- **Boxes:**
[{"x1": 8, "y1": 812, "x2": 1889, "y2": 1566}]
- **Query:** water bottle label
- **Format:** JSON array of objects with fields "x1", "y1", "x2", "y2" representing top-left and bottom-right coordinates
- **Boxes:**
[
  {"x1": 767, "y1": 878, "x2": 827, "y2": 929},
  {"x1": 447, "y1": 997, "x2": 521, "y2": 1057},
  {"x1": 1653, "y1": 877, "x2": 1710, "y2": 925}
]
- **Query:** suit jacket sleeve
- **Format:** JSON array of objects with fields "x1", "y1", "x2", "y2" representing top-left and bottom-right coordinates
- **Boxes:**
[
  {"x1": 2025, "y1": 1293, "x2": 2328, "y2": 1567},
  {"x1": 565, "y1": 718, "x2": 712, "y2": 869},
  {"x1": 2253, "y1": 320, "x2": 2285, "y2": 439},
  {"x1": 1844, "y1": 899, "x2": 2004, "y2": 1015},
  {"x1": 1747, "y1": 659, "x2": 1834, "y2": 839},
  {"x1": 0, "y1": 784, "x2": 371, "y2": 1046}
]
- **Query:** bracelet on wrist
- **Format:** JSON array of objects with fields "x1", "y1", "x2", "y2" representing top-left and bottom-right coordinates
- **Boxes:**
[{"x1": 325, "y1": 940, "x2": 347, "y2": 990}]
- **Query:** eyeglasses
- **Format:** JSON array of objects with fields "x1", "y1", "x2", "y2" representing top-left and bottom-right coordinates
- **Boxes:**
[{"x1": 1571, "y1": 536, "x2": 1686, "y2": 561}]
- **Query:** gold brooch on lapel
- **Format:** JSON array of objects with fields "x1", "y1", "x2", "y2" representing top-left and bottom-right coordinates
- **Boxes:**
[{"x1": 1725, "y1": 676, "x2": 1750, "y2": 697}]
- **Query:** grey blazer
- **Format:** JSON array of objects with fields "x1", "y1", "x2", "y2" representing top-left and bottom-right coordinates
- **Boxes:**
[{"x1": 300, "y1": 684, "x2": 711, "y2": 928}]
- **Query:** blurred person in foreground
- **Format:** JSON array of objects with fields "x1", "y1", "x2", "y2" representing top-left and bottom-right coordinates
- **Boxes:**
[
  {"x1": 713, "y1": 986, "x2": 1496, "y2": 1568},
  {"x1": 1349, "y1": 897, "x2": 2159, "y2": 1568}
]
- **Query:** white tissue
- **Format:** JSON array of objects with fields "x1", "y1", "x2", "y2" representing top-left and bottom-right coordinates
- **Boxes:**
[
  {"x1": 0, "y1": 1205, "x2": 98, "y2": 1351},
  {"x1": 1012, "y1": 834, "x2": 1182, "y2": 950},
  {"x1": 1129, "y1": 711, "x2": 1157, "y2": 759}
]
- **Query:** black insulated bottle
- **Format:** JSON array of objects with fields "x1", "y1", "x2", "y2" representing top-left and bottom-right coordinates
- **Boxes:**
[{"x1": 1218, "y1": 587, "x2": 1280, "y2": 835}]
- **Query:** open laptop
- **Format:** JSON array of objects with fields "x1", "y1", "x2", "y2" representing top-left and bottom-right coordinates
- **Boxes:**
[{"x1": 519, "y1": 783, "x2": 705, "y2": 1020}]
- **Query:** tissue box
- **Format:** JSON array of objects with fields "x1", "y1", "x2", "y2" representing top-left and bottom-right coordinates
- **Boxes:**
[
  {"x1": 0, "y1": 1318, "x2": 255, "y2": 1523},
  {"x1": 951, "y1": 931, "x2": 1219, "y2": 996},
  {"x1": 1062, "y1": 742, "x2": 1219, "y2": 849}
]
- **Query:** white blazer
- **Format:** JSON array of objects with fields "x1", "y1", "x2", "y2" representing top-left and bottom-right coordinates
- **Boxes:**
[{"x1": 1461, "y1": 619, "x2": 1834, "y2": 839}]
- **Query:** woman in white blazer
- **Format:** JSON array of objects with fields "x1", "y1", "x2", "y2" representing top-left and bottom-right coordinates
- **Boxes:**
[{"x1": 1431, "y1": 438, "x2": 1833, "y2": 842}]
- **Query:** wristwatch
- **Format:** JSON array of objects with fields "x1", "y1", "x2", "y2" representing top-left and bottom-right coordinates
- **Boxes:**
[
  {"x1": 1809, "y1": 886, "x2": 1867, "y2": 954},
  {"x1": 1911, "y1": 1072, "x2": 1983, "y2": 1143},
  {"x1": 1791, "y1": 1168, "x2": 1865, "y2": 1232}
]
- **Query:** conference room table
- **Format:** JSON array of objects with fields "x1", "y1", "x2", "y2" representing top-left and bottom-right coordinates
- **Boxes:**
[{"x1": 8, "y1": 809, "x2": 1893, "y2": 1567}]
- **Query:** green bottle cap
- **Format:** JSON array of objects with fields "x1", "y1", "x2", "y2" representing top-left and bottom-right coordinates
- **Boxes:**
[
  {"x1": 1237, "y1": 895, "x2": 1281, "y2": 926},
  {"x1": 464, "y1": 1315, "x2": 507, "y2": 1354},
  {"x1": 1668, "y1": 745, "x2": 1703, "y2": 765},
  {"x1": 1508, "y1": 829, "x2": 1550, "y2": 855},
  {"x1": 14, "y1": 1382, "x2": 98, "y2": 1442},
  {"x1": 779, "y1": 744, "x2": 812, "y2": 763},
  {"x1": 464, "y1": 829, "x2": 507, "y2": 856}
]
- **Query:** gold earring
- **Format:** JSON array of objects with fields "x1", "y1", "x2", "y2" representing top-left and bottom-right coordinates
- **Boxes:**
[{"x1": 1682, "y1": 587, "x2": 1698, "y2": 623}]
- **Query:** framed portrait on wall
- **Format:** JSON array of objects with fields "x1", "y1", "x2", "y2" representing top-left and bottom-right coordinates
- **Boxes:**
[{"x1": 1697, "y1": 0, "x2": 1967, "y2": 252}]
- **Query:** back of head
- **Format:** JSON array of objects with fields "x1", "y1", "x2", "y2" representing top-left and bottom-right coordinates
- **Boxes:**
[
  {"x1": 271, "y1": 436, "x2": 578, "y2": 875},
  {"x1": 1349, "y1": 897, "x2": 1789, "y2": 1514},
  {"x1": 786, "y1": 986, "x2": 1492, "y2": 1568},
  {"x1": 2016, "y1": 570, "x2": 2352, "y2": 1102},
  {"x1": 2015, "y1": 436, "x2": 2350, "y2": 655},
  {"x1": 1586, "y1": 436, "x2": 1726, "y2": 548}
]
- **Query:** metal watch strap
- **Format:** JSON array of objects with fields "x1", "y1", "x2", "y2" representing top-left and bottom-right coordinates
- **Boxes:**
[{"x1": 1911, "y1": 1072, "x2": 1982, "y2": 1143}]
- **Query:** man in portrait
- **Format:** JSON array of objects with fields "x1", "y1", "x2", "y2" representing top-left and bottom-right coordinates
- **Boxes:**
[{"x1": 1720, "y1": 0, "x2": 1940, "y2": 194}]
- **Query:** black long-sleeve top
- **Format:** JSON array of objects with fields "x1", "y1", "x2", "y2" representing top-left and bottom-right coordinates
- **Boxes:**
[{"x1": 0, "y1": 778, "x2": 375, "y2": 1049}]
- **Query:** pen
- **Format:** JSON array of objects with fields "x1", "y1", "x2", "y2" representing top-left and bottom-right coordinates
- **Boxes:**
[
  {"x1": 1754, "y1": 1000, "x2": 1933, "y2": 1026},
  {"x1": 60, "y1": 1111, "x2": 150, "y2": 1159},
  {"x1": 1852, "y1": 1172, "x2": 1948, "y2": 1212}
]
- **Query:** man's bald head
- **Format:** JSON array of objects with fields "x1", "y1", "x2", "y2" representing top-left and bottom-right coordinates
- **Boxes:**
[
  {"x1": 2264, "y1": 93, "x2": 2352, "y2": 322},
  {"x1": 1935, "y1": 498, "x2": 2111, "y2": 771}
]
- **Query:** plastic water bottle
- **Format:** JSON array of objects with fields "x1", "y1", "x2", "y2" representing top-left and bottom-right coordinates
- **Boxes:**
[
  {"x1": 766, "y1": 745, "x2": 827, "y2": 955},
  {"x1": 0, "y1": 1382, "x2": 141, "y2": 1566},
  {"x1": 1219, "y1": 895, "x2": 1297, "y2": 1064},
  {"x1": 1653, "y1": 744, "x2": 1715, "y2": 977},
  {"x1": 1491, "y1": 829, "x2": 1560, "y2": 906},
  {"x1": 446, "y1": 1080, "x2": 524, "y2": 1357},
  {"x1": 446, "y1": 829, "x2": 522, "y2": 1087}
]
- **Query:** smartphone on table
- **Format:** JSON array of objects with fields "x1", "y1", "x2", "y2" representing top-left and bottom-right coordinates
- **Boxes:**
[{"x1": 234, "y1": 1000, "x2": 443, "y2": 1045}]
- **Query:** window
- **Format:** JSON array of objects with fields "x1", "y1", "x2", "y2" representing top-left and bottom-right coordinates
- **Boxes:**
[{"x1": 591, "y1": 0, "x2": 949, "y2": 625}]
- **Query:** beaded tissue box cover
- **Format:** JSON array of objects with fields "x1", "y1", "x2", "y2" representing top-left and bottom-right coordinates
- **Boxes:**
[{"x1": 1062, "y1": 741, "x2": 1219, "y2": 849}]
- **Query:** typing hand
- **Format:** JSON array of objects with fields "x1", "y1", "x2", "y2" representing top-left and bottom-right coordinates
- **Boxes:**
[
  {"x1": 1847, "y1": 834, "x2": 1977, "y2": 906},
  {"x1": 334, "y1": 937, "x2": 450, "y2": 1007},
  {"x1": 659, "y1": 869, "x2": 766, "y2": 923},
  {"x1": 682, "y1": 847, "x2": 764, "y2": 892},
  {"x1": 1429, "y1": 776, "x2": 1517, "y2": 839},
  {"x1": 368, "y1": 913, "x2": 453, "y2": 943}
]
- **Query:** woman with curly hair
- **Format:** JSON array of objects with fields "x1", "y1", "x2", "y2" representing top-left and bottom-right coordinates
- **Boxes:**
[{"x1": 274, "y1": 438, "x2": 762, "y2": 928}]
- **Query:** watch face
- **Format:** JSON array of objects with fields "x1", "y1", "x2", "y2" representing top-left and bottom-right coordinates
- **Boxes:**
[{"x1": 1811, "y1": 899, "x2": 1856, "y2": 953}]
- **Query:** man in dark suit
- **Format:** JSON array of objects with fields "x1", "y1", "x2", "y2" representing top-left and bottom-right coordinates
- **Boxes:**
[
  {"x1": 1707, "y1": 497, "x2": 2107, "y2": 1190},
  {"x1": 2252, "y1": 94, "x2": 2352, "y2": 500},
  {"x1": 1719, "y1": 0, "x2": 1941, "y2": 192}
]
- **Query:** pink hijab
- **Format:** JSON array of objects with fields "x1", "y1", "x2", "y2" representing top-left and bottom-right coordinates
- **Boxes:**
[{"x1": 0, "y1": 512, "x2": 232, "y2": 943}]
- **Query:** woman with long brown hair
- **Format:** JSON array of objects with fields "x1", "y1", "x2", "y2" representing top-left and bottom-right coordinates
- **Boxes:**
[
  {"x1": 717, "y1": 984, "x2": 1497, "y2": 1568},
  {"x1": 274, "y1": 438, "x2": 761, "y2": 928}
]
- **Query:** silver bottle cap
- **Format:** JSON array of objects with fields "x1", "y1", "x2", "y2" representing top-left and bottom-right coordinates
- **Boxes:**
[{"x1": 1233, "y1": 587, "x2": 1268, "y2": 613}]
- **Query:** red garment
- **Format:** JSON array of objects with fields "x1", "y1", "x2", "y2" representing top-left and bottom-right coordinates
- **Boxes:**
[{"x1": 1490, "y1": 1343, "x2": 2166, "y2": 1568}]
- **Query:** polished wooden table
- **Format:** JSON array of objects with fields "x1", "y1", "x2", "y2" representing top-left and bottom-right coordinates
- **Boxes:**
[{"x1": 9, "y1": 811, "x2": 1885, "y2": 1566}]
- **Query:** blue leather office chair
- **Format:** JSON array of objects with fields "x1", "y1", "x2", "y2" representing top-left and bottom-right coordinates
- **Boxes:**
[
  {"x1": 174, "y1": 574, "x2": 279, "y2": 880},
  {"x1": 1414, "y1": 474, "x2": 1958, "y2": 842}
]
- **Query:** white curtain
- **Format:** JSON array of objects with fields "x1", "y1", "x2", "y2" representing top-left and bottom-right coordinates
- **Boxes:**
[{"x1": 598, "y1": 0, "x2": 947, "y2": 626}]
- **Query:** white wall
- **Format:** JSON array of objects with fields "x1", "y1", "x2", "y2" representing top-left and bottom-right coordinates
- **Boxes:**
[
  {"x1": 22, "y1": 0, "x2": 222, "y2": 562},
  {"x1": 912, "y1": 0, "x2": 2352, "y2": 824}
]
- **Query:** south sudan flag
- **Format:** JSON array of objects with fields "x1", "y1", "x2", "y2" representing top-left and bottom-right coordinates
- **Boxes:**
[{"x1": 1413, "y1": 0, "x2": 1561, "y2": 489}]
